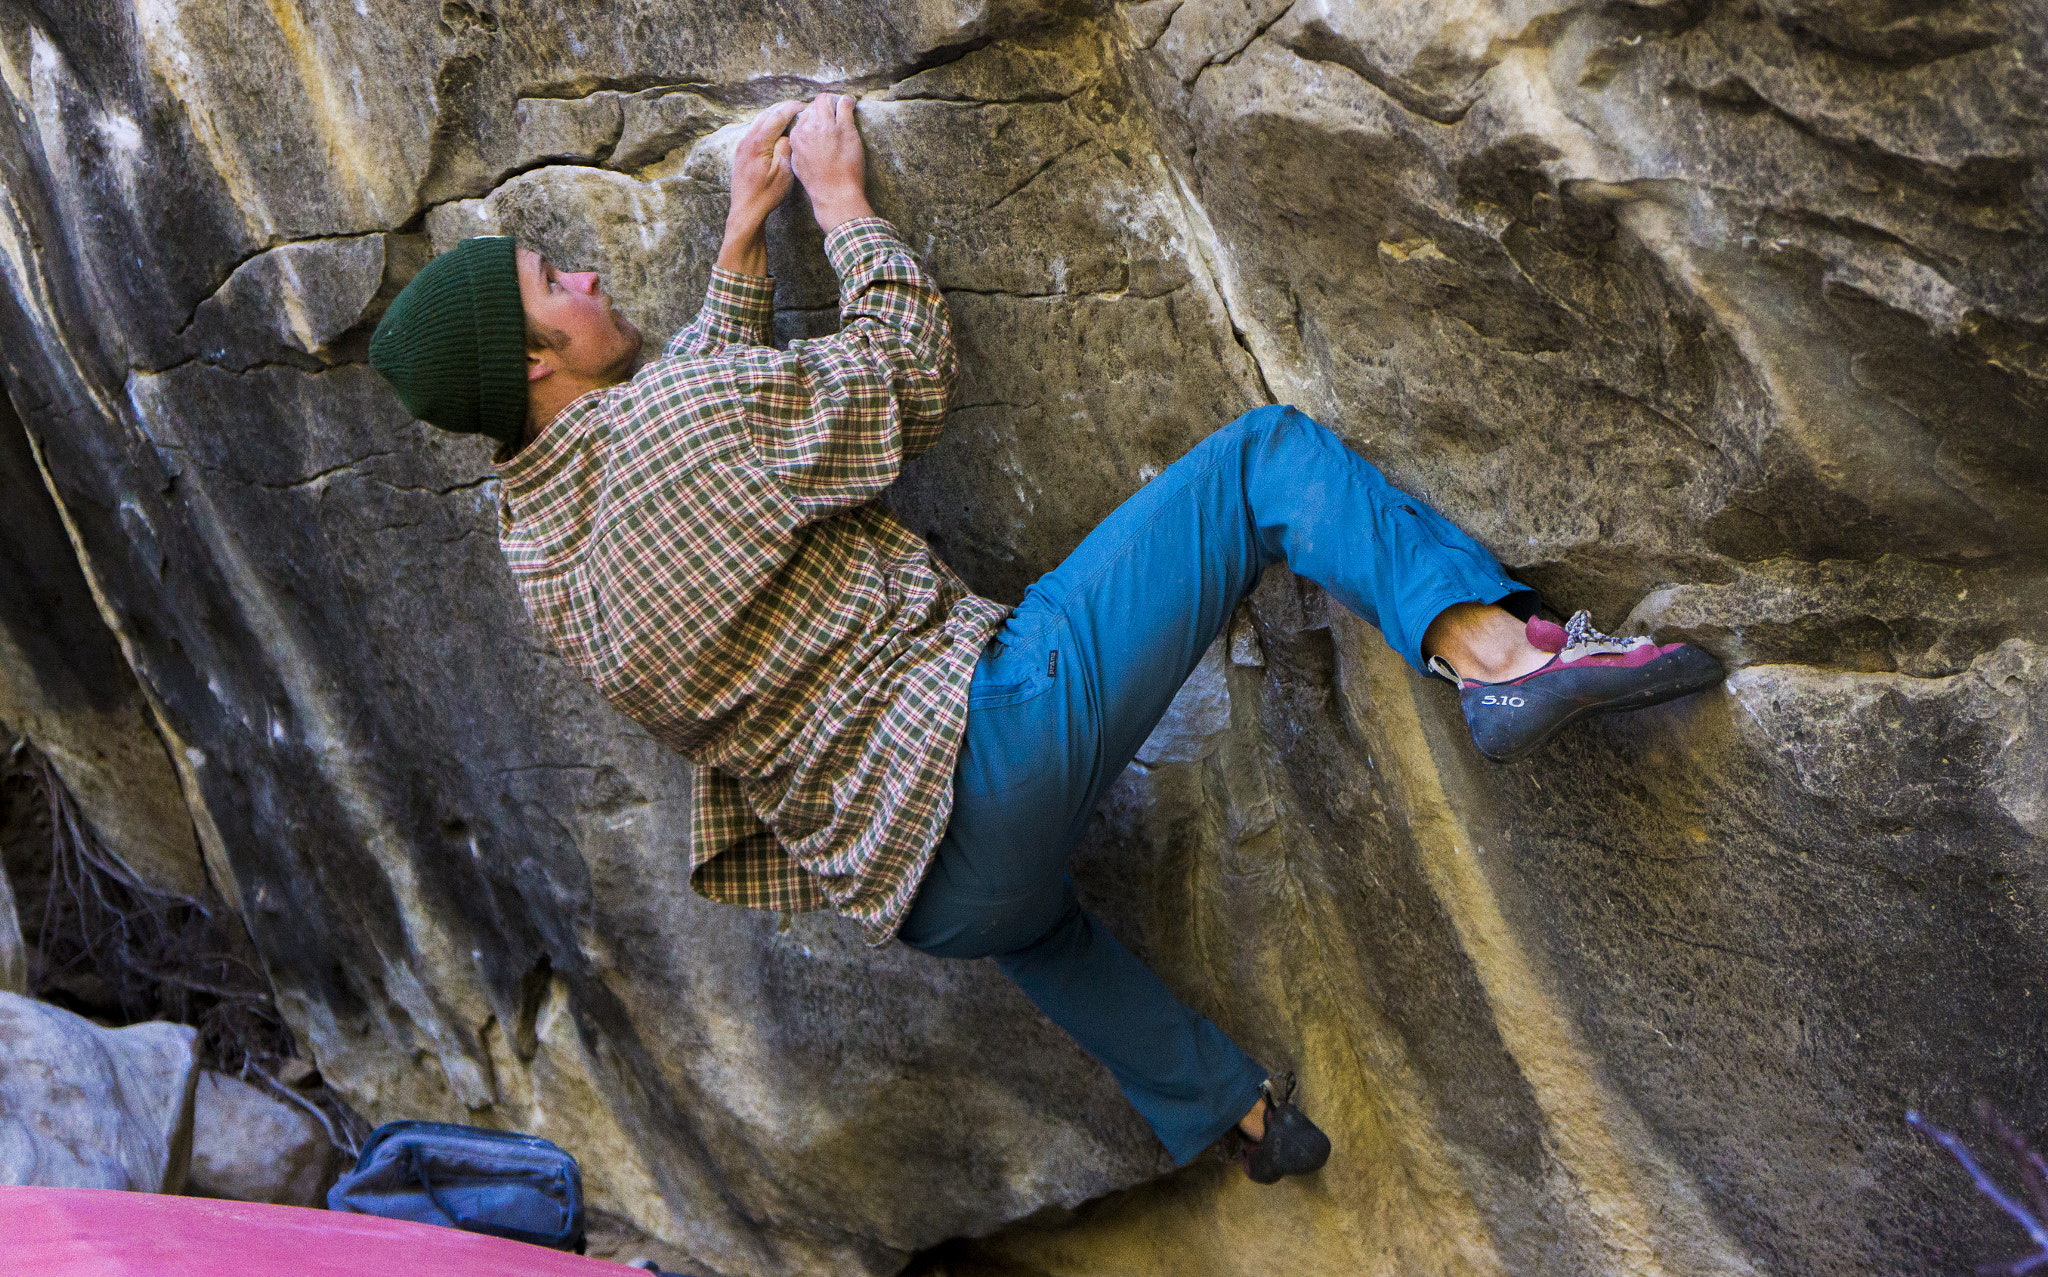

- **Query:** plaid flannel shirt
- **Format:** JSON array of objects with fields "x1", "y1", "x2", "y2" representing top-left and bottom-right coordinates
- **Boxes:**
[{"x1": 496, "y1": 218, "x2": 1009, "y2": 944}]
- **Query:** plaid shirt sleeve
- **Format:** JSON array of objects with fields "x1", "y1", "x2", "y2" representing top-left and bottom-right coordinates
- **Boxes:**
[
  {"x1": 666, "y1": 265, "x2": 777, "y2": 357},
  {"x1": 735, "y1": 218, "x2": 959, "y2": 517}
]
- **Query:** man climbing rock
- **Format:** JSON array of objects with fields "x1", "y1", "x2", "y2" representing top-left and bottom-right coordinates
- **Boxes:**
[{"x1": 365, "y1": 95, "x2": 1723, "y2": 1181}]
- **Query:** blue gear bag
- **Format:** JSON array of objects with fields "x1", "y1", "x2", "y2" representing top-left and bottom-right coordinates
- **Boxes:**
[{"x1": 326, "y1": 1120, "x2": 586, "y2": 1252}]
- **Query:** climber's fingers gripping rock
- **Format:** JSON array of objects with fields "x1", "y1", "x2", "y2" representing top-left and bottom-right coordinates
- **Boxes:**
[
  {"x1": 728, "y1": 99, "x2": 805, "y2": 232},
  {"x1": 790, "y1": 93, "x2": 871, "y2": 232}
]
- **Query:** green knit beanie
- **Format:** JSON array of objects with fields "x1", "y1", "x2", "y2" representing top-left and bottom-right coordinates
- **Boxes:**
[{"x1": 368, "y1": 236, "x2": 527, "y2": 449}]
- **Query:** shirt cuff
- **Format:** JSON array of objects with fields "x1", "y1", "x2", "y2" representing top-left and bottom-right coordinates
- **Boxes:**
[
  {"x1": 824, "y1": 216, "x2": 907, "y2": 278},
  {"x1": 700, "y1": 265, "x2": 776, "y2": 338}
]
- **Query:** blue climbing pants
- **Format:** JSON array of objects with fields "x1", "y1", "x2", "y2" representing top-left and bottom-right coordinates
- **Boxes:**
[{"x1": 899, "y1": 405, "x2": 1533, "y2": 1165}]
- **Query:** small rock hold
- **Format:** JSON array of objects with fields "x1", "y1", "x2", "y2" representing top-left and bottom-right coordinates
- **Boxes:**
[
  {"x1": 513, "y1": 94, "x2": 625, "y2": 168},
  {"x1": 1229, "y1": 610, "x2": 1265, "y2": 667},
  {"x1": 610, "y1": 91, "x2": 726, "y2": 172}
]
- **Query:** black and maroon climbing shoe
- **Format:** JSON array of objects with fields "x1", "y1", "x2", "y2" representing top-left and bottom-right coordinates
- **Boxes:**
[
  {"x1": 1431, "y1": 611, "x2": 1725, "y2": 763},
  {"x1": 1241, "y1": 1072, "x2": 1331, "y2": 1184}
]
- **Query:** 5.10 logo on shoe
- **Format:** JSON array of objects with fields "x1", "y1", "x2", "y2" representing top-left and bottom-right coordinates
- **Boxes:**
[{"x1": 1479, "y1": 694, "x2": 1527, "y2": 707}]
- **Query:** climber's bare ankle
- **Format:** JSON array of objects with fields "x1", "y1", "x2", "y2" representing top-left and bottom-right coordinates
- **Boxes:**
[
  {"x1": 1423, "y1": 602, "x2": 1547, "y2": 684},
  {"x1": 1238, "y1": 1099, "x2": 1265, "y2": 1142}
]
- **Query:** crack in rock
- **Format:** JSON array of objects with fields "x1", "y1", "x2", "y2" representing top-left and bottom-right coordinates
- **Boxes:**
[
  {"x1": 1185, "y1": 0, "x2": 1299, "y2": 87},
  {"x1": 985, "y1": 138, "x2": 1100, "y2": 212}
]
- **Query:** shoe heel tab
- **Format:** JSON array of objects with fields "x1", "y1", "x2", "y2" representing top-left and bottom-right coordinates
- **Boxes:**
[
  {"x1": 1427, "y1": 655, "x2": 1464, "y2": 686},
  {"x1": 1260, "y1": 1071, "x2": 1298, "y2": 1108}
]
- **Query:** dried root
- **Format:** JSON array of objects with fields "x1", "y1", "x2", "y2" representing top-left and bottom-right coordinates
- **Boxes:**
[{"x1": 2, "y1": 732, "x2": 368, "y2": 1157}]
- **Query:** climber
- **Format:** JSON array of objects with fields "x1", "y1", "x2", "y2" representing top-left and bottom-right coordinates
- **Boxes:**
[{"x1": 364, "y1": 94, "x2": 1724, "y2": 1182}]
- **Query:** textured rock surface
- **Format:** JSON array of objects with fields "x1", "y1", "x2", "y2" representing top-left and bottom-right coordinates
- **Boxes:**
[
  {"x1": 0, "y1": 992, "x2": 199, "y2": 1192},
  {"x1": 186, "y1": 1068, "x2": 338, "y2": 1206},
  {"x1": 0, "y1": 393, "x2": 204, "y2": 899},
  {"x1": 0, "y1": 1, "x2": 2042, "y2": 1274}
]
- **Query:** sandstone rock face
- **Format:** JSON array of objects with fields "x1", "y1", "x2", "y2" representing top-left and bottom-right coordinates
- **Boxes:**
[
  {"x1": 0, "y1": 992, "x2": 199, "y2": 1193},
  {"x1": 0, "y1": 392, "x2": 204, "y2": 900},
  {"x1": 0, "y1": 1, "x2": 2040, "y2": 1275},
  {"x1": 187, "y1": 1068, "x2": 338, "y2": 1206}
]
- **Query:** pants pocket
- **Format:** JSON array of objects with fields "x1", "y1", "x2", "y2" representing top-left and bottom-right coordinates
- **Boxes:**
[
  {"x1": 954, "y1": 684, "x2": 1066, "y2": 805},
  {"x1": 966, "y1": 633, "x2": 1055, "y2": 710}
]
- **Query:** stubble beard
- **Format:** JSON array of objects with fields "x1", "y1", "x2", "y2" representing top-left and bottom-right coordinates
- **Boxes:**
[{"x1": 605, "y1": 317, "x2": 644, "y2": 383}]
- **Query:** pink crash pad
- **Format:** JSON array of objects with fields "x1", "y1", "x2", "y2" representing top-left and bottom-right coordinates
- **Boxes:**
[{"x1": 0, "y1": 1186, "x2": 637, "y2": 1276}]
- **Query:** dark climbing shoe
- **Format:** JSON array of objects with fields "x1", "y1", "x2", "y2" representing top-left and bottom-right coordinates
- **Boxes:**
[
  {"x1": 1241, "y1": 1072, "x2": 1331, "y2": 1184},
  {"x1": 1431, "y1": 611, "x2": 1725, "y2": 762}
]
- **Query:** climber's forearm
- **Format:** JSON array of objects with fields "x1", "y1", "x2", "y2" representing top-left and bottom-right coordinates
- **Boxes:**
[
  {"x1": 715, "y1": 216, "x2": 771, "y2": 278},
  {"x1": 716, "y1": 99, "x2": 804, "y2": 279}
]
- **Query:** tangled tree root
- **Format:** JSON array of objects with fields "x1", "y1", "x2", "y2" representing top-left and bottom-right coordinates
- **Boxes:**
[{"x1": 1, "y1": 731, "x2": 369, "y2": 1158}]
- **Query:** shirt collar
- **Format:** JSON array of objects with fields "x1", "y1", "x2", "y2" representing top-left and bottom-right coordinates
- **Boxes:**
[{"x1": 494, "y1": 386, "x2": 612, "y2": 499}]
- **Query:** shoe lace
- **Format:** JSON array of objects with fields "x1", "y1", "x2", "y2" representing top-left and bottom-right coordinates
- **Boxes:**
[{"x1": 1561, "y1": 609, "x2": 1624, "y2": 653}]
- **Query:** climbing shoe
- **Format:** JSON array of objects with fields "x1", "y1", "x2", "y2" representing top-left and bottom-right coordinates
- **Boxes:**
[
  {"x1": 1241, "y1": 1072, "x2": 1331, "y2": 1184},
  {"x1": 1431, "y1": 611, "x2": 1725, "y2": 763}
]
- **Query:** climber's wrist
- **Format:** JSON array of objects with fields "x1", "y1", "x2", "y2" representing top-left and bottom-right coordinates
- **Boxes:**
[
  {"x1": 808, "y1": 191, "x2": 874, "y2": 234},
  {"x1": 716, "y1": 220, "x2": 770, "y2": 278}
]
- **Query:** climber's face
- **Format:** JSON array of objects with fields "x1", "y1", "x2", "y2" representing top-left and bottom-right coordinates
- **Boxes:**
[{"x1": 516, "y1": 247, "x2": 643, "y2": 388}]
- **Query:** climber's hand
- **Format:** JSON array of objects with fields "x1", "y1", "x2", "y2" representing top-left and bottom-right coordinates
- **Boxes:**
[
  {"x1": 729, "y1": 99, "x2": 802, "y2": 227},
  {"x1": 718, "y1": 99, "x2": 804, "y2": 275},
  {"x1": 790, "y1": 93, "x2": 872, "y2": 233}
]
